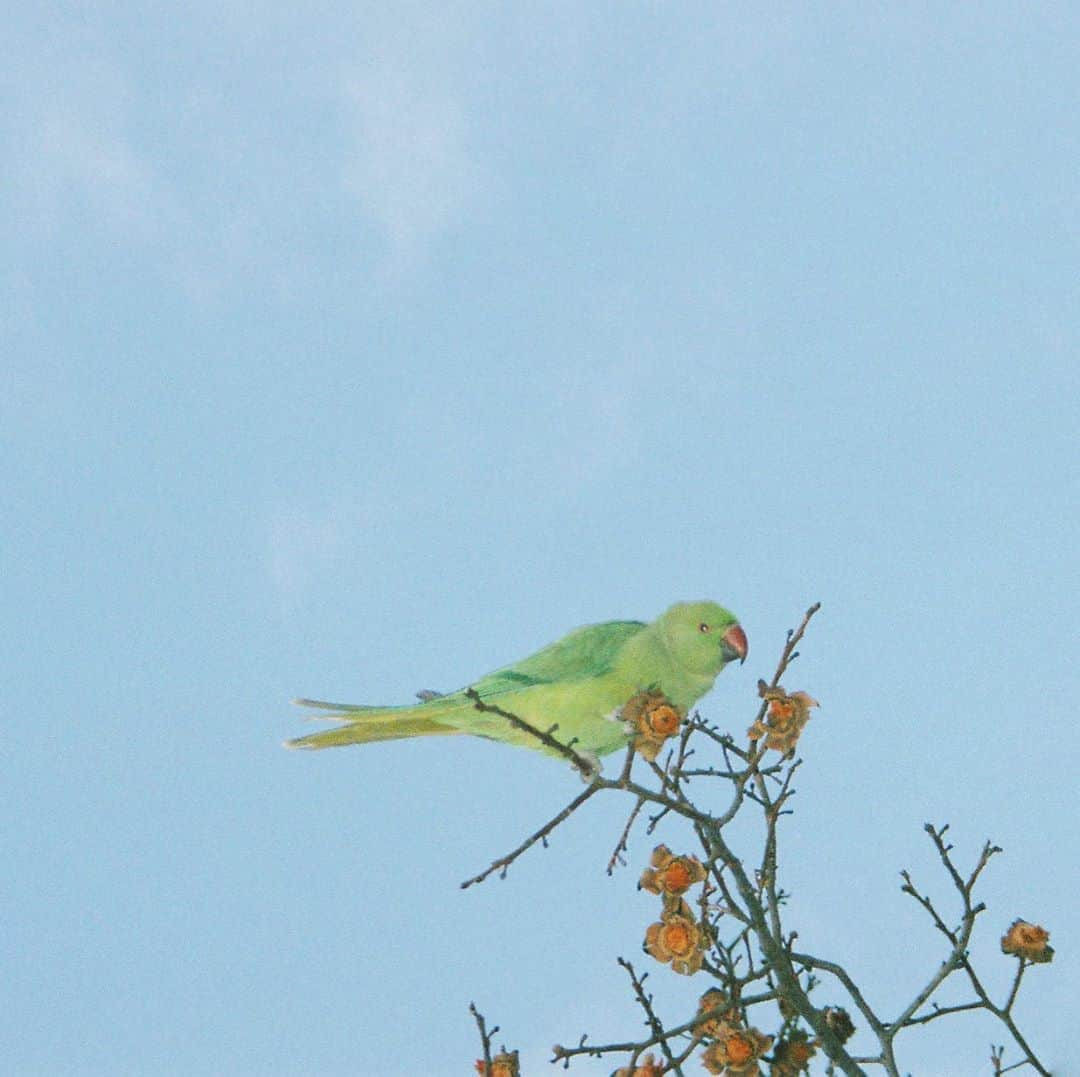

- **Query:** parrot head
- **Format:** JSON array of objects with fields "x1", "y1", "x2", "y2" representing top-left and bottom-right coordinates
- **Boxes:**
[{"x1": 659, "y1": 600, "x2": 747, "y2": 677}]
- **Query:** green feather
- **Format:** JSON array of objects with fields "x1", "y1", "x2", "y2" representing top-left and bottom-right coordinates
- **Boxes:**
[{"x1": 285, "y1": 600, "x2": 743, "y2": 766}]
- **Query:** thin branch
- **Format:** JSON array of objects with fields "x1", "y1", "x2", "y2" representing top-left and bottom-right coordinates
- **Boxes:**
[
  {"x1": 552, "y1": 971, "x2": 723, "y2": 1066},
  {"x1": 607, "y1": 795, "x2": 646, "y2": 875},
  {"x1": 752, "y1": 602, "x2": 822, "y2": 723},
  {"x1": 900, "y1": 999, "x2": 985, "y2": 1028},
  {"x1": 1003, "y1": 959, "x2": 1027, "y2": 1014},
  {"x1": 893, "y1": 826, "x2": 1050, "y2": 1076},
  {"x1": 469, "y1": 1002, "x2": 495, "y2": 1071},
  {"x1": 460, "y1": 782, "x2": 601, "y2": 888},
  {"x1": 695, "y1": 820, "x2": 867, "y2": 1076},
  {"x1": 791, "y1": 950, "x2": 890, "y2": 1047},
  {"x1": 465, "y1": 687, "x2": 599, "y2": 776},
  {"x1": 619, "y1": 958, "x2": 684, "y2": 1075}
]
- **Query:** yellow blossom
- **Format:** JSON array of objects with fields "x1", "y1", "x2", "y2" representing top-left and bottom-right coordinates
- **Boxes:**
[
  {"x1": 1001, "y1": 919, "x2": 1054, "y2": 963},
  {"x1": 769, "y1": 1032, "x2": 816, "y2": 1075},
  {"x1": 643, "y1": 899, "x2": 710, "y2": 975},
  {"x1": 748, "y1": 680, "x2": 819, "y2": 755},
  {"x1": 701, "y1": 1026, "x2": 774, "y2": 1076},
  {"x1": 474, "y1": 1050, "x2": 520, "y2": 1077},
  {"x1": 612, "y1": 1053, "x2": 667, "y2": 1076},
  {"x1": 622, "y1": 690, "x2": 685, "y2": 761},
  {"x1": 694, "y1": 988, "x2": 742, "y2": 1039},
  {"x1": 640, "y1": 844, "x2": 707, "y2": 898}
]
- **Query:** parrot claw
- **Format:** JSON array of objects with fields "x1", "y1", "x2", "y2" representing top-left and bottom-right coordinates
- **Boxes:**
[
  {"x1": 605, "y1": 706, "x2": 637, "y2": 737},
  {"x1": 573, "y1": 749, "x2": 603, "y2": 782}
]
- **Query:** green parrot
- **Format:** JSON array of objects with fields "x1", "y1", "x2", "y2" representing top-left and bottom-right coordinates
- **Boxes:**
[{"x1": 286, "y1": 600, "x2": 747, "y2": 770}]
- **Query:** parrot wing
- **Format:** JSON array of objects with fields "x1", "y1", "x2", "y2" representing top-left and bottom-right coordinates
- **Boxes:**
[
  {"x1": 470, "y1": 619, "x2": 646, "y2": 698},
  {"x1": 286, "y1": 619, "x2": 647, "y2": 752}
]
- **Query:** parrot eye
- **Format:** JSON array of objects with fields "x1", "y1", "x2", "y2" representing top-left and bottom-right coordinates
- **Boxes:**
[{"x1": 699, "y1": 622, "x2": 710, "y2": 633}]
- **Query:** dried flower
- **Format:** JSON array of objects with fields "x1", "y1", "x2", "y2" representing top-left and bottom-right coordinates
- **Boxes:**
[
  {"x1": 612, "y1": 1053, "x2": 667, "y2": 1076},
  {"x1": 701, "y1": 1026, "x2": 774, "y2": 1076},
  {"x1": 622, "y1": 689, "x2": 685, "y2": 761},
  {"x1": 474, "y1": 1051, "x2": 519, "y2": 1077},
  {"x1": 644, "y1": 898, "x2": 710, "y2": 975},
  {"x1": 769, "y1": 1031, "x2": 816, "y2": 1075},
  {"x1": 821, "y1": 1006, "x2": 855, "y2": 1044},
  {"x1": 749, "y1": 681, "x2": 819, "y2": 755},
  {"x1": 694, "y1": 988, "x2": 742, "y2": 1039},
  {"x1": 1001, "y1": 920, "x2": 1054, "y2": 963},
  {"x1": 640, "y1": 844, "x2": 707, "y2": 898}
]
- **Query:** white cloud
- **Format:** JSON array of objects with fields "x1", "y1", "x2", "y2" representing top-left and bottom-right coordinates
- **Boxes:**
[
  {"x1": 341, "y1": 57, "x2": 483, "y2": 274},
  {"x1": 266, "y1": 503, "x2": 346, "y2": 603},
  {"x1": 2, "y1": 17, "x2": 306, "y2": 307},
  {"x1": 30, "y1": 108, "x2": 157, "y2": 233},
  {"x1": 3, "y1": 36, "x2": 159, "y2": 240}
]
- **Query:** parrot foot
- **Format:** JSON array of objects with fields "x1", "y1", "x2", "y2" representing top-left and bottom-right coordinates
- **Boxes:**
[
  {"x1": 605, "y1": 705, "x2": 638, "y2": 739},
  {"x1": 572, "y1": 749, "x2": 603, "y2": 782},
  {"x1": 604, "y1": 706, "x2": 633, "y2": 731},
  {"x1": 415, "y1": 689, "x2": 445, "y2": 701}
]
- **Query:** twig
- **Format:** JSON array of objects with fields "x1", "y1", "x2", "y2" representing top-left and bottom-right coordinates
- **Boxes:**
[
  {"x1": 790, "y1": 950, "x2": 889, "y2": 1045},
  {"x1": 750, "y1": 602, "x2": 822, "y2": 727},
  {"x1": 900, "y1": 999, "x2": 984, "y2": 1028},
  {"x1": 551, "y1": 972, "x2": 718, "y2": 1067},
  {"x1": 619, "y1": 958, "x2": 683, "y2": 1074},
  {"x1": 895, "y1": 826, "x2": 1050, "y2": 1076},
  {"x1": 469, "y1": 1002, "x2": 495, "y2": 1071},
  {"x1": 465, "y1": 687, "x2": 599, "y2": 776},
  {"x1": 460, "y1": 782, "x2": 602, "y2": 888},
  {"x1": 607, "y1": 795, "x2": 646, "y2": 875}
]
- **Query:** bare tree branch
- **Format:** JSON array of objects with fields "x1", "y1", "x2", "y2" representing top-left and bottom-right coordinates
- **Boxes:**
[{"x1": 461, "y1": 602, "x2": 1051, "y2": 1077}]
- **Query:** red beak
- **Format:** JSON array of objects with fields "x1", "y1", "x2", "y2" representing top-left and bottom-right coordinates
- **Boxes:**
[{"x1": 722, "y1": 623, "x2": 748, "y2": 664}]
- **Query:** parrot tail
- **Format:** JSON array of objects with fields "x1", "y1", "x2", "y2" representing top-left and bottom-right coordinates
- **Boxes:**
[{"x1": 283, "y1": 697, "x2": 467, "y2": 751}]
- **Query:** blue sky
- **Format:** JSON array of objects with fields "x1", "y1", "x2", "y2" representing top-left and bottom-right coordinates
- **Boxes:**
[{"x1": 2, "y1": 5, "x2": 1075, "y2": 1075}]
